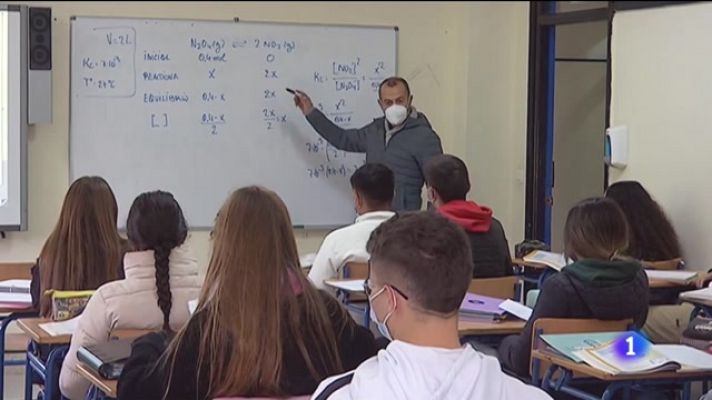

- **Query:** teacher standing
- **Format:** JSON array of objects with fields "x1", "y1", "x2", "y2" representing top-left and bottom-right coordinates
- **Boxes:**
[{"x1": 293, "y1": 77, "x2": 443, "y2": 211}]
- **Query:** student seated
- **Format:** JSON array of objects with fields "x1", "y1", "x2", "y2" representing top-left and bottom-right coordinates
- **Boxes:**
[
  {"x1": 606, "y1": 180, "x2": 692, "y2": 344},
  {"x1": 312, "y1": 212, "x2": 551, "y2": 400},
  {"x1": 59, "y1": 191, "x2": 201, "y2": 400},
  {"x1": 118, "y1": 186, "x2": 377, "y2": 400},
  {"x1": 498, "y1": 198, "x2": 649, "y2": 377},
  {"x1": 31, "y1": 176, "x2": 127, "y2": 316},
  {"x1": 308, "y1": 163, "x2": 395, "y2": 289},
  {"x1": 424, "y1": 154, "x2": 512, "y2": 278}
]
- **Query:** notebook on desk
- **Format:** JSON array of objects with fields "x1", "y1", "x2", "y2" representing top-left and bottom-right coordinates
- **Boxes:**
[
  {"x1": 459, "y1": 293, "x2": 507, "y2": 320},
  {"x1": 77, "y1": 338, "x2": 133, "y2": 379}
]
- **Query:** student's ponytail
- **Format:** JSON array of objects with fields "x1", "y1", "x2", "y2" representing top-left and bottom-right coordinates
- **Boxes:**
[
  {"x1": 154, "y1": 244, "x2": 173, "y2": 331},
  {"x1": 126, "y1": 190, "x2": 188, "y2": 333}
]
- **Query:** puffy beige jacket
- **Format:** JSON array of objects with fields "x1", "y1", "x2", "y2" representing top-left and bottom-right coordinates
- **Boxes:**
[{"x1": 59, "y1": 245, "x2": 201, "y2": 400}]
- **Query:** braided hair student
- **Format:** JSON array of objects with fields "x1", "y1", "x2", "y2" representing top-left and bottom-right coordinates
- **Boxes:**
[{"x1": 59, "y1": 191, "x2": 201, "y2": 400}]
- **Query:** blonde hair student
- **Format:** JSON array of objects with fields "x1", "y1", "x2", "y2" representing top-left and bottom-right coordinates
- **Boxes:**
[
  {"x1": 118, "y1": 186, "x2": 376, "y2": 399},
  {"x1": 59, "y1": 191, "x2": 201, "y2": 400},
  {"x1": 31, "y1": 176, "x2": 127, "y2": 317}
]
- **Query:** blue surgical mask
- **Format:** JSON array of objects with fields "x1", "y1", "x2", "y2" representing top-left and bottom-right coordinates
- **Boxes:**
[{"x1": 369, "y1": 286, "x2": 394, "y2": 341}]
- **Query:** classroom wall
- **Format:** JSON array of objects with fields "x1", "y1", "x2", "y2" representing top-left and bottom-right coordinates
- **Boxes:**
[
  {"x1": 0, "y1": 1, "x2": 529, "y2": 270},
  {"x1": 464, "y1": 2, "x2": 529, "y2": 249},
  {"x1": 610, "y1": 2, "x2": 712, "y2": 271}
]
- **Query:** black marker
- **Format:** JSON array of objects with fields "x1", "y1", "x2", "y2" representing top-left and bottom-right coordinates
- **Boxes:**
[{"x1": 286, "y1": 88, "x2": 296, "y2": 95}]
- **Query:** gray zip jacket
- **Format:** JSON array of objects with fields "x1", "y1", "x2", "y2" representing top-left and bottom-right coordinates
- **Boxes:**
[{"x1": 306, "y1": 109, "x2": 443, "y2": 211}]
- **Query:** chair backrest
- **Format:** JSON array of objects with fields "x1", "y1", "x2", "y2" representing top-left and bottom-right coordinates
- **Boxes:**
[
  {"x1": 343, "y1": 262, "x2": 368, "y2": 302},
  {"x1": 467, "y1": 276, "x2": 518, "y2": 300},
  {"x1": 530, "y1": 318, "x2": 633, "y2": 377},
  {"x1": 343, "y1": 262, "x2": 368, "y2": 279},
  {"x1": 641, "y1": 258, "x2": 683, "y2": 271},
  {"x1": 0, "y1": 262, "x2": 34, "y2": 280}
]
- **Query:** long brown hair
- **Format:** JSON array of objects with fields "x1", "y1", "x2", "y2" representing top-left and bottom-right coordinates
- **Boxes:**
[
  {"x1": 564, "y1": 197, "x2": 629, "y2": 261},
  {"x1": 605, "y1": 181, "x2": 682, "y2": 261},
  {"x1": 163, "y1": 186, "x2": 344, "y2": 398},
  {"x1": 38, "y1": 176, "x2": 124, "y2": 317},
  {"x1": 126, "y1": 191, "x2": 187, "y2": 331}
]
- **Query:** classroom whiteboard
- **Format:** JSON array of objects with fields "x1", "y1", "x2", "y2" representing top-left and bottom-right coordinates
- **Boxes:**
[{"x1": 70, "y1": 17, "x2": 397, "y2": 228}]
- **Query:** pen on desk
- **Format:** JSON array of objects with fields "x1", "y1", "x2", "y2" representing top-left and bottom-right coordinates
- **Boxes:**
[{"x1": 468, "y1": 299, "x2": 485, "y2": 305}]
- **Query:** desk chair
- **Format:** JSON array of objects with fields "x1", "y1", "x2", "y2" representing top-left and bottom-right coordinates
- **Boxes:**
[
  {"x1": 342, "y1": 262, "x2": 369, "y2": 326},
  {"x1": 531, "y1": 318, "x2": 633, "y2": 388},
  {"x1": 468, "y1": 276, "x2": 519, "y2": 300}
]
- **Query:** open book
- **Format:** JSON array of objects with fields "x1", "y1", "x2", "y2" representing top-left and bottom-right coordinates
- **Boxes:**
[
  {"x1": 523, "y1": 251, "x2": 569, "y2": 271},
  {"x1": 573, "y1": 336, "x2": 712, "y2": 375},
  {"x1": 541, "y1": 332, "x2": 622, "y2": 363}
]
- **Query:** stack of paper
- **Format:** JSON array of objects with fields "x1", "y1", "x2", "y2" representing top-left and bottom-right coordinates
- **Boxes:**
[
  {"x1": 523, "y1": 251, "x2": 569, "y2": 271},
  {"x1": 0, "y1": 279, "x2": 31, "y2": 294},
  {"x1": 0, "y1": 292, "x2": 32, "y2": 307},
  {"x1": 39, "y1": 316, "x2": 80, "y2": 337},
  {"x1": 645, "y1": 270, "x2": 698, "y2": 284}
]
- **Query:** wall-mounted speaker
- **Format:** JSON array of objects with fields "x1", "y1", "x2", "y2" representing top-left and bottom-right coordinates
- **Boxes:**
[
  {"x1": 28, "y1": 7, "x2": 51, "y2": 70},
  {"x1": 27, "y1": 7, "x2": 52, "y2": 124}
]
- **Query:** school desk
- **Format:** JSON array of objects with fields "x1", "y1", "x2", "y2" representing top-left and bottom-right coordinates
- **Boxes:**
[
  {"x1": 78, "y1": 363, "x2": 117, "y2": 399},
  {"x1": 515, "y1": 259, "x2": 695, "y2": 291},
  {"x1": 532, "y1": 348, "x2": 712, "y2": 400},
  {"x1": 19, "y1": 317, "x2": 152, "y2": 400}
]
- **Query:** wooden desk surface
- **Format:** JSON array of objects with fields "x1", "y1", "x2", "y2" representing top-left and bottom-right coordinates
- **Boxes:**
[
  {"x1": 77, "y1": 363, "x2": 117, "y2": 398},
  {"x1": 18, "y1": 318, "x2": 71, "y2": 345},
  {"x1": 532, "y1": 349, "x2": 712, "y2": 381},
  {"x1": 458, "y1": 318, "x2": 526, "y2": 336},
  {"x1": 18, "y1": 318, "x2": 154, "y2": 345}
]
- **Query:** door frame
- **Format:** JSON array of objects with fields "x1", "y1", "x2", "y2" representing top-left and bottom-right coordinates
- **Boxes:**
[{"x1": 524, "y1": 1, "x2": 694, "y2": 243}]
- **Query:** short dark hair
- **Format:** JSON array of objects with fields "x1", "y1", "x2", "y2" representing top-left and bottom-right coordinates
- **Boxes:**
[
  {"x1": 350, "y1": 163, "x2": 394, "y2": 207},
  {"x1": 424, "y1": 154, "x2": 471, "y2": 203},
  {"x1": 378, "y1": 77, "x2": 411, "y2": 100},
  {"x1": 367, "y1": 212, "x2": 473, "y2": 315},
  {"x1": 605, "y1": 181, "x2": 681, "y2": 260},
  {"x1": 564, "y1": 197, "x2": 629, "y2": 261}
]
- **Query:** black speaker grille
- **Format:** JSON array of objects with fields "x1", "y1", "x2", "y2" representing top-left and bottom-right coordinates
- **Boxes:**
[{"x1": 29, "y1": 8, "x2": 51, "y2": 71}]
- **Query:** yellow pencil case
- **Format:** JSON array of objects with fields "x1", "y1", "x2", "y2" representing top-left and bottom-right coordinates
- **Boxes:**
[{"x1": 44, "y1": 290, "x2": 95, "y2": 321}]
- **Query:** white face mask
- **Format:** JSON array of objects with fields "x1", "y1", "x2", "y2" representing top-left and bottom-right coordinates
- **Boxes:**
[
  {"x1": 369, "y1": 286, "x2": 394, "y2": 341},
  {"x1": 384, "y1": 104, "x2": 408, "y2": 126}
]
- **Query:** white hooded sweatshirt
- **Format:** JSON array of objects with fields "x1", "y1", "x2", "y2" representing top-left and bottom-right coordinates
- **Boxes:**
[{"x1": 312, "y1": 340, "x2": 551, "y2": 400}]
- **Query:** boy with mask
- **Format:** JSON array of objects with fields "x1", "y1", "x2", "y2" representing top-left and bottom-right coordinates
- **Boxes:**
[
  {"x1": 310, "y1": 212, "x2": 551, "y2": 400},
  {"x1": 293, "y1": 77, "x2": 442, "y2": 211}
]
